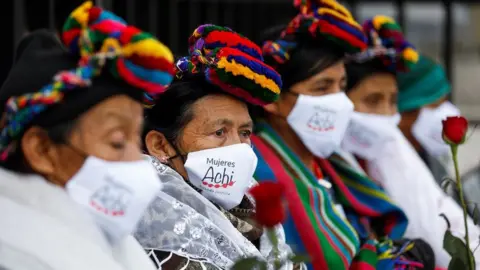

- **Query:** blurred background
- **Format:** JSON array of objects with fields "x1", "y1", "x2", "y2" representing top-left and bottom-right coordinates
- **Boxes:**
[{"x1": 4, "y1": 0, "x2": 480, "y2": 179}]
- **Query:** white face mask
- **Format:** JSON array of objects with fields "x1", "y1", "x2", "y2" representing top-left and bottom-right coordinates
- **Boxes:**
[
  {"x1": 184, "y1": 143, "x2": 258, "y2": 210},
  {"x1": 287, "y1": 92, "x2": 354, "y2": 158},
  {"x1": 412, "y1": 101, "x2": 461, "y2": 157},
  {"x1": 66, "y1": 156, "x2": 162, "y2": 244},
  {"x1": 342, "y1": 112, "x2": 400, "y2": 160}
]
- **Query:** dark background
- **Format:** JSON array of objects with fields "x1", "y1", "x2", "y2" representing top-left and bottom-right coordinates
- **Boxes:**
[{"x1": 3, "y1": 0, "x2": 460, "y2": 90}]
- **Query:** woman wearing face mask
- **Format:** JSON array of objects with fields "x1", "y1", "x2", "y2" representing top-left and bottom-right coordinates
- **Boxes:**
[
  {"x1": 0, "y1": 2, "x2": 175, "y2": 270},
  {"x1": 134, "y1": 25, "x2": 298, "y2": 270},
  {"x1": 253, "y1": 1, "x2": 434, "y2": 269},
  {"x1": 343, "y1": 16, "x2": 480, "y2": 269},
  {"x1": 397, "y1": 55, "x2": 459, "y2": 186}
]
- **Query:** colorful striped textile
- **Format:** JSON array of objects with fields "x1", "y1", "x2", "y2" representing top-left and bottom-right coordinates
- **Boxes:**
[
  {"x1": 0, "y1": 1, "x2": 175, "y2": 160},
  {"x1": 262, "y1": 0, "x2": 367, "y2": 68},
  {"x1": 351, "y1": 15, "x2": 418, "y2": 72},
  {"x1": 175, "y1": 24, "x2": 282, "y2": 106},
  {"x1": 253, "y1": 121, "x2": 422, "y2": 269}
]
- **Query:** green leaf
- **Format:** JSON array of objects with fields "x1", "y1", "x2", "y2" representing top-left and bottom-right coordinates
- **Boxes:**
[
  {"x1": 231, "y1": 257, "x2": 264, "y2": 270},
  {"x1": 473, "y1": 204, "x2": 480, "y2": 225},
  {"x1": 289, "y1": 254, "x2": 311, "y2": 263},
  {"x1": 443, "y1": 230, "x2": 475, "y2": 269},
  {"x1": 448, "y1": 257, "x2": 468, "y2": 270}
]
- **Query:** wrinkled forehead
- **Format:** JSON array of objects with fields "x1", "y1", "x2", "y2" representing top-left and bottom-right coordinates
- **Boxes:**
[{"x1": 188, "y1": 94, "x2": 252, "y2": 127}]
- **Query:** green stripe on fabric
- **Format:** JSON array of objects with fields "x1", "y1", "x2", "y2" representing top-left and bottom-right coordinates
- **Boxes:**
[
  {"x1": 258, "y1": 128, "x2": 358, "y2": 255},
  {"x1": 354, "y1": 247, "x2": 378, "y2": 265}
]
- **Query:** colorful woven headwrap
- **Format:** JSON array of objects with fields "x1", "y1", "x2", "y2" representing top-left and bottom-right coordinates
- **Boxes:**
[
  {"x1": 350, "y1": 15, "x2": 419, "y2": 72},
  {"x1": 0, "y1": 1, "x2": 175, "y2": 161},
  {"x1": 175, "y1": 24, "x2": 282, "y2": 106},
  {"x1": 262, "y1": 0, "x2": 368, "y2": 67}
]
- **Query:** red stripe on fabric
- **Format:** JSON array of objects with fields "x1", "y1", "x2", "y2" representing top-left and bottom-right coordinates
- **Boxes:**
[
  {"x1": 308, "y1": 187, "x2": 349, "y2": 268},
  {"x1": 205, "y1": 31, "x2": 262, "y2": 57},
  {"x1": 318, "y1": 159, "x2": 380, "y2": 217},
  {"x1": 90, "y1": 20, "x2": 126, "y2": 34},
  {"x1": 119, "y1": 26, "x2": 142, "y2": 44},
  {"x1": 88, "y1": 7, "x2": 102, "y2": 23},
  {"x1": 252, "y1": 135, "x2": 328, "y2": 270},
  {"x1": 62, "y1": 29, "x2": 81, "y2": 47},
  {"x1": 350, "y1": 261, "x2": 376, "y2": 270},
  {"x1": 116, "y1": 59, "x2": 166, "y2": 94},
  {"x1": 315, "y1": 22, "x2": 367, "y2": 50},
  {"x1": 128, "y1": 55, "x2": 175, "y2": 75}
]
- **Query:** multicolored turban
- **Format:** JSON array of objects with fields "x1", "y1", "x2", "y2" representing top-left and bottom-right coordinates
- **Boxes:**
[
  {"x1": 262, "y1": 0, "x2": 368, "y2": 67},
  {"x1": 0, "y1": 1, "x2": 175, "y2": 160},
  {"x1": 174, "y1": 24, "x2": 282, "y2": 106},
  {"x1": 350, "y1": 15, "x2": 419, "y2": 72}
]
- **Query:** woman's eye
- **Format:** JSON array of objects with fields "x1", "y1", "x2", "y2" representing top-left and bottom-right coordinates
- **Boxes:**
[
  {"x1": 214, "y1": 129, "x2": 225, "y2": 137},
  {"x1": 240, "y1": 130, "x2": 252, "y2": 138},
  {"x1": 110, "y1": 142, "x2": 126, "y2": 150}
]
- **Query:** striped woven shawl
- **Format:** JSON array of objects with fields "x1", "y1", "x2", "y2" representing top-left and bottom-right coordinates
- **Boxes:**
[{"x1": 252, "y1": 122, "x2": 420, "y2": 270}]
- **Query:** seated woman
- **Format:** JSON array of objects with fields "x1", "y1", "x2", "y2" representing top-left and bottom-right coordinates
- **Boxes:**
[
  {"x1": 343, "y1": 15, "x2": 480, "y2": 269},
  {"x1": 135, "y1": 24, "x2": 298, "y2": 269},
  {"x1": 0, "y1": 2, "x2": 174, "y2": 270},
  {"x1": 397, "y1": 55, "x2": 458, "y2": 185},
  {"x1": 253, "y1": 1, "x2": 435, "y2": 269}
]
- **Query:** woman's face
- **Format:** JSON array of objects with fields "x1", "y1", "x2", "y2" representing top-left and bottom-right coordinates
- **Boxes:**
[
  {"x1": 347, "y1": 73, "x2": 398, "y2": 116},
  {"x1": 21, "y1": 95, "x2": 144, "y2": 186},
  {"x1": 146, "y1": 93, "x2": 253, "y2": 179},
  {"x1": 265, "y1": 60, "x2": 346, "y2": 118}
]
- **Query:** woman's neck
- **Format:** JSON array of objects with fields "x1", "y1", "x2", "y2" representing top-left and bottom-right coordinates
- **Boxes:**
[{"x1": 265, "y1": 114, "x2": 315, "y2": 171}]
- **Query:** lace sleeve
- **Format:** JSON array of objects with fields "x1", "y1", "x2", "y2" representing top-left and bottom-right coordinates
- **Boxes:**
[{"x1": 147, "y1": 249, "x2": 221, "y2": 270}]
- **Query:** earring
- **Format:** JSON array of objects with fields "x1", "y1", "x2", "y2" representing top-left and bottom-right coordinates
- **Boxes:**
[{"x1": 159, "y1": 155, "x2": 170, "y2": 164}]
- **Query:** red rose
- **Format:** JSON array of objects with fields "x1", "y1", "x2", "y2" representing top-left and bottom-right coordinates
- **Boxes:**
[
  {"x1": 248, "y1": 181, "x2": 286, "y2": 228},
  {"x1": 442, "y1": 116, "x2": 469, "y2": 145}
]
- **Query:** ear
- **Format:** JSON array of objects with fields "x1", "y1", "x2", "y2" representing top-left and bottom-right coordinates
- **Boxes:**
[
  {"x1": 145, "y1": 130, "x2": 177, "y2": 160},
  {"x1": 145, "y1": 130, "x2": 189, "y2": 180},
  {"x1": 263, "y1": 102, "x2": 280, "y2": 116},
  {"x1": 21, "y1": 126, "x2": 57, "y2": 175}
]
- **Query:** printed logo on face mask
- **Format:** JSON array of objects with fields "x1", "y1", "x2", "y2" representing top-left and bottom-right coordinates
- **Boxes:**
[
  {"x1": 201, "y1": 157, "x2": 236, "y2": 189},
  {"x1": 89, "y1": 177, "x2": 133, "y2": 216},
  {"x1": 307, "y1": 108, "x2": 336, "y2": 132}
]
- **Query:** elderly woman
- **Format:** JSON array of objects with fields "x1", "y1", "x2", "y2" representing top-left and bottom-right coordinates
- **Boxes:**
[
  {"x1": 0, "y1": 2, "x2": 174, "y2": 270},
  {"x1": 343, "y1": 17, "x2": 480, "y2": 269},
  {"x1": 135, "y1": 25, "x2": 298, "y2": 270},
  {"x1": 252, "y1": 1, "x2": 435, "y2": 269}
]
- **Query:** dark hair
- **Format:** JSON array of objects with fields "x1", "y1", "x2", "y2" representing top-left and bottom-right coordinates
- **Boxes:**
[
  {"x1": 345, "y1": 59, "x2": 394, "y2": 92},
  {"x1": 143, "y1": 75, "x2": 227, "y2": 148},
  {"x1": 0, "y1": 120, "x2": 78, "y2": 173},
  {"x1": 261, "y1": 25, "x2": 345, "y2": 91}
]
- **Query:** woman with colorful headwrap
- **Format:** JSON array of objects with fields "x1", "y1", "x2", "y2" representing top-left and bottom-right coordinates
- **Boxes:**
[
  {"x1": 397, "y1": 55, "x2": 459, "y2": 186},
  {"x1": 343, "y1": 16, "x2": 480, "y2": 269},
  {"x1": 0, "y1": 2, "x2": 175, "y2": 270},
  {"x1": 134, "y1": 24, "x2": 299, "y2": 269},
  {"x1": 253, "y1": 0, "x2": 434, "y2": 269}
]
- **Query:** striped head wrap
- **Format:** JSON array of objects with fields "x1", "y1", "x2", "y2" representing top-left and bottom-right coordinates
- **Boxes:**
[
  {"x1": 263, "y1": 0, "x2": 368, "y2": 68},
  {"x1": 0, "y1": 1, "x2": 175, "y2": 161},
  {"x1": 349, "y1": 15, "x2": 419, "y2": 72},
  {"x1": 174, "y1": 24, "x2": 282, "y2": 106}
]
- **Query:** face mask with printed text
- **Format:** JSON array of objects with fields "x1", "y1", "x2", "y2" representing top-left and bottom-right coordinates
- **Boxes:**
[{"x1": 184, "y1": 143, "x2": 258, "y2": 210}]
